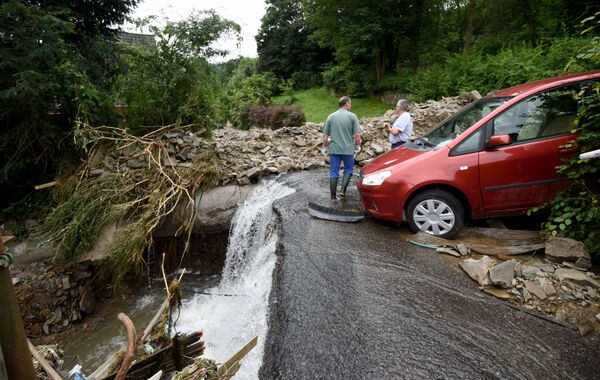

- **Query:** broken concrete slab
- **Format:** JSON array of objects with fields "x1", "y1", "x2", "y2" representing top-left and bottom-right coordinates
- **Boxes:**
[
  {"x1": 545, "y1": 237, "x2": 590, "y2": 262},
  {"x1": 555, "y1": 268, "x2": 600, "y2": 288},
  {"x1": 489, "y1": 260, "x2": 517, "y2": 289},
  {"x1": 459, "y1": 256, "x2": 496, "y2": 286}
]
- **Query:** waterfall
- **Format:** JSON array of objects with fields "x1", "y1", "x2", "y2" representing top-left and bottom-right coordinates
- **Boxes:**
[{"x1": 176, "y1": 179, "x2": 295, "y2": 379}]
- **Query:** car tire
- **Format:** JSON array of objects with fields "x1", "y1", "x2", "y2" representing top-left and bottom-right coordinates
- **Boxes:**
[{"x1": 406, "y1": 189, "x2": 464, "y2": 239}]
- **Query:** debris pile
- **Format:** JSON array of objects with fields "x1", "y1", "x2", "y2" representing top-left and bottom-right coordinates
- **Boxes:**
[
  {"x1": 12, "y1": 261, "x2": 95, "y2": 337},
  {"x1": 89, "y1": 92, "x2": 479, "y2": 186},
  {"x1": 412, "y1": 230, "x2": 600, "y2": 335}
]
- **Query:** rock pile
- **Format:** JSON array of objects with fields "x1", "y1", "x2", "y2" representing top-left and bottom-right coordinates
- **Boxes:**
[
  {"x1": 90, "y1": 92, "x2": 479, "y2": 186},
  {"x1": 457, "y1": 237, "x2": 600, "y2": 335}
]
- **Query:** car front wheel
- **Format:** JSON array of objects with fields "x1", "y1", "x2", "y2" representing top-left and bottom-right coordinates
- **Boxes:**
[{"x1": 406, "y1": 189, "x2": 464, "y2": 239}]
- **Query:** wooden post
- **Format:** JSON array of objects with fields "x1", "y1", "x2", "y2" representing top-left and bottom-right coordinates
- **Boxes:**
[{"x1": 0, "y1": 236, "x2": 37, "y2": 380}]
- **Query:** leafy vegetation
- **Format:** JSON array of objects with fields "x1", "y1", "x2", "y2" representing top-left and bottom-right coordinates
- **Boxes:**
[
  {"x1": 534, "y1": 13, "x2": 600, "y2": 259},
  {"x1": 0, "y1": 0, "x2": 138, "y2": 210}
]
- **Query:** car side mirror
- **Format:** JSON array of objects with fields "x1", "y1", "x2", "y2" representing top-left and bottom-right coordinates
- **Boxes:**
[{"x1": 486, "y1": 134, "x2": 511, "y2": 149}]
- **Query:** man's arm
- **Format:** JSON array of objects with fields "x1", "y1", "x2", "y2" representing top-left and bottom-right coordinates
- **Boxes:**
[{"x1": 354, "y1": 132, "x2": 361, "y2": 146}]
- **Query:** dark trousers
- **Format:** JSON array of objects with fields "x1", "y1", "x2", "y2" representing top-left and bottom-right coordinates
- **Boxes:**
[{"x1": 391, "y1": 141, "x2": 405, "y2": 149}]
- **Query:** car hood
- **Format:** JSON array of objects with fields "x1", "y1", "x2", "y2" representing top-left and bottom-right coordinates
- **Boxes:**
[{"x1": 361, "y1": 146, "x2": 428, "y2": 175}]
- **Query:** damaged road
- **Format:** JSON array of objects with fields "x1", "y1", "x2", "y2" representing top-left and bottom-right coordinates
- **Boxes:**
[{"x1": 261, "y1": 169, "x2": 600, "y2": 379}]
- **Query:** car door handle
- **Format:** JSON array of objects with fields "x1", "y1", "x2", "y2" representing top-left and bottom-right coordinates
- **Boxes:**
[{"x1": 559, "y1": 147, "x2": 576, "y2": 153}]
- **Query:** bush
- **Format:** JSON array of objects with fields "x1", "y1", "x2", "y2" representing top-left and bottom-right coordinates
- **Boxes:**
[{"x1": 240, "y1": 105, "x2": 305, "y2": 130}]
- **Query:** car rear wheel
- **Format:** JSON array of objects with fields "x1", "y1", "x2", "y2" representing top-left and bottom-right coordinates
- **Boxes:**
[{"x1": 406, "y1": 189, "x2": 464, "y2": 239}]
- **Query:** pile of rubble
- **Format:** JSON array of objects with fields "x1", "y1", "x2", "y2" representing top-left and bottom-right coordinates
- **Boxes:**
[
  {"x1": 451, "y1": 236, "x2": 599, "y2": 335},
  {"x1": 11, "y1": 260, "x2": 96, "y2": 338},
  {"x1": 90, "y1": 92, "x2": 480, "y2": 186}
]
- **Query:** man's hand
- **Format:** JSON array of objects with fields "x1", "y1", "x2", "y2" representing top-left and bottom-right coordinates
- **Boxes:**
[
  {"x1": 354, "y1": 145, "x2": 361, "y2": 154},
  {"x1": 383, "y1": 123, "x2": 390, "y2": 134},
  {"x1": 321, "y1": 146, "x2": 328, "y2": 156}
]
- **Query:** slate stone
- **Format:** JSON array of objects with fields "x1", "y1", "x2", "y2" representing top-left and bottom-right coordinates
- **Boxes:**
[
  {"x1": 555, "y1": 268, "x2": 600, "y2": 288},
  {"x1": 525, "y1": 280, "x2": 547, "y2": 300},
  {"x1": 489, "y1": 260, "x2": 517, "y2": 289},
  {"x1": 459, "y1": 256, "x2": 496, "y2": 286},
  {"x1": 545, "y1": 237, "x2": 590, "y2": 261}
]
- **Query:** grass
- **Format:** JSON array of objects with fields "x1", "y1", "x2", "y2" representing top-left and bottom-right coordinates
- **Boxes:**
[{"x1": 273, "y1": 87, "x2": 394, "y2": 123}]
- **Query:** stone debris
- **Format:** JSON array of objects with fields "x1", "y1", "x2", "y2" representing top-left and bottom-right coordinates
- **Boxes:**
[
  {"x1": 459, "y1": 256, "x2": 496, "y2": 286},
  {"x1": 436, "y1": 247, "x2": 461, "y2": 257},
  {"x1": 524, "y1": 280, "x2": 547, "y2": 300},
  {"x1": 11, "y1": 261, "x2": 95, "y2": 337},
  {"x1": 545, "y1": 237, "x2": 590, "y2": 262},
  {"x1": 88, "y1": 94, "x2": 474, "y2": 187},
  {"x1": 489, "y1": 260, "x2": 517, "y2": 289},
  {"x1": 555, "y1": 268, "x2": 600, "y2": 288}
]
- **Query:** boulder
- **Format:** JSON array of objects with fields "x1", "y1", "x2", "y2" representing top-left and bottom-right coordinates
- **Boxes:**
[
  {"x1": 459, "y1": 256, "x2": 496, "y2": 286},
  {"x1": 489, "y1": 260, "x2": 517, "y2": 289}
]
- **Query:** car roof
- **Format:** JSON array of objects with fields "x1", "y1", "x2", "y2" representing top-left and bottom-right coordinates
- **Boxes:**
[{"x1": 486, "y1": 71, "x2": 600, "y2": 98}]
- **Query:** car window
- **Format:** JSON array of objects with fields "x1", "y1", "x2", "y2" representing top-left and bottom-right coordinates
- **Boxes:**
[
  {"x1": 492, "y1": 83, "x2": 579, "y2": 143},
  {"x1": 451, "y1": 128, "x2": 484, "y2": 156},
  {"x1": 425, "y1": 97, "x2": 509, "y2": 147}
]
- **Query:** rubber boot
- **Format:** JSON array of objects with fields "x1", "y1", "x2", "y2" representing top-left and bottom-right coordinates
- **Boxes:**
[
  {"x1": 329, "y1": 178, "x2": 339, "y2": 199},
  {"x1": 339, "y1": 173, "x2": 352, "y2": 199}
]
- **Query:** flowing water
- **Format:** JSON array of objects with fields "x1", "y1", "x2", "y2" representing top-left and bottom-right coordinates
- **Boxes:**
[{"x1": 175, "y1": 179, "x2": 295, "y2": 379}]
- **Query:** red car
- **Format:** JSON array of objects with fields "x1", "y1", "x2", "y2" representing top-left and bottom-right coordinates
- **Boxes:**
[{"x1": 357, "y1": 71, "x2": 600, "y2": 238}]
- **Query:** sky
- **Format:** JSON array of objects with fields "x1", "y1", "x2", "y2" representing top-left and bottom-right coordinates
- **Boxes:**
[{"x1": 126, "y1": 0, "x2": 267, "y2": 60}]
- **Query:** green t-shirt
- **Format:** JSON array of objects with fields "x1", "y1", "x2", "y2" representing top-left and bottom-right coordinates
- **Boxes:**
[{"x1": 323, "y1": 108, "x2": 361, "y2": 155}]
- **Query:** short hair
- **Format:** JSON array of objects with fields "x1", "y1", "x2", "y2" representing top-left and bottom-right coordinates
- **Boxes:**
[
  {"x1": 339, "y1": 96, "x2": 351, "y2": 108},
  {"x1": 396, "y1": 99, "x2": 410, "y2": 111}
]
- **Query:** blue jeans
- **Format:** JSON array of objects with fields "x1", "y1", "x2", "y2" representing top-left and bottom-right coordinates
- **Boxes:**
[
  {"x1": 391, "y1": 141, "x2": 405, "y2": 149},
  {"x1": 329, "y1": 154, "x2": 354, "y2": 178}
]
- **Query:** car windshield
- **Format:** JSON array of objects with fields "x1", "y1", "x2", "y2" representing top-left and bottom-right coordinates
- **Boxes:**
[{"x1": 422, "y1": 97, "x2": 511, "y2": 148}]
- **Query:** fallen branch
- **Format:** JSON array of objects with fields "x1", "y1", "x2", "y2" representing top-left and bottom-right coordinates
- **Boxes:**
[
  {"x1": 115, "y1": 313, "x2": 137, "y2": 380},
  {"x1": 27, "y1": 339, "x2": 62, "y2": 380}
]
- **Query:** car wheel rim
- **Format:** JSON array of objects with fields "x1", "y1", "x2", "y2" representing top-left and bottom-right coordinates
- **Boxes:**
[{"x1": 412, "y1": 199, "x2": 455, "y2": 236}]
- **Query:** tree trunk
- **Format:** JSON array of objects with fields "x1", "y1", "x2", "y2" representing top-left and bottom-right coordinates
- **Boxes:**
[
  {"x1": 463, "y1": 0, "x2": 476, "y2": 56},
  {"x1": 521, "y1": 0, "x2": 538, "y2": 45}
]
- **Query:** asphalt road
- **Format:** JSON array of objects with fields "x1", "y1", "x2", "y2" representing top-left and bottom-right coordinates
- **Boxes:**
[{"x1": 260, "y1": 169, "x2": 600, "y2": 379}]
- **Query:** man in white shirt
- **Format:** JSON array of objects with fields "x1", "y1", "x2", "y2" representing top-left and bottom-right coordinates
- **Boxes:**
[{"x1": 383, "y1": 99, "x2": 413, "y2": 149}]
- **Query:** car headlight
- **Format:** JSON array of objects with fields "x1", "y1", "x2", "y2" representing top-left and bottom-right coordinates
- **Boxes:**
[{"x1": 362, "y1": 170, "x2": 392, "y2": 186}]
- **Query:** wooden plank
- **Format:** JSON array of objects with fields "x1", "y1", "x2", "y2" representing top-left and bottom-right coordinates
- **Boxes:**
[
  {"x1": 217, "y1": 336, "x2": 258, "y2": 377},
  {"x1": 34, "y1": 181, "x2": 56, "y2": 190}
]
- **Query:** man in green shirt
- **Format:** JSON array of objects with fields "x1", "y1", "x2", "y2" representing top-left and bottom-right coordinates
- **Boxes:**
[{"x1": 322, "y1": 96, "x2": 362, "y2": 200}]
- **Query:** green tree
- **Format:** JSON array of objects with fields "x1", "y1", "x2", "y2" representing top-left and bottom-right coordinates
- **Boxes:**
[
  {"x1": 256, "y1": 0, "x2": 331, "y2": 87},
  {"x1": 114, "y1": 11, "x2": 240, "y2": 132},
  {"x1": 0, "y1": 0, "x2": 137, "y2": 210}
]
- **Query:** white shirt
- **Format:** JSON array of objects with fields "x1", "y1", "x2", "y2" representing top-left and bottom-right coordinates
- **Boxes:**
[{"x1": 389, "y1": 112, "x2": 413, "y2": 144}]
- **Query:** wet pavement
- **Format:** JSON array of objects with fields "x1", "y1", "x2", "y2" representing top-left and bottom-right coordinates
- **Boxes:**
[{"x1": 260, "y1": 169, "x2": 600, "y2": 379}]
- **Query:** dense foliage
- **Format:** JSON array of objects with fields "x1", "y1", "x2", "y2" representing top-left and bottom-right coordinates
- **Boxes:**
[
  {"x1": 0, "y1": 0, "x2": 138, "y2": 210},
  {"x1": 535, "y1": 13, "x2": 600, "y2": 258},
  {"x1": 114, "y1": 11, "x2": 240, "y2": 132},
  {"x1": 256, "y1": 0, "x2": 331, "y2": 89},
  {"x1": 265, "y1": 0, "x2": 600, "y2": 96}
]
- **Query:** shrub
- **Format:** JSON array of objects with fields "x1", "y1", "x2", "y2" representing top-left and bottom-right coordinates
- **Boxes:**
[{"x1": 240, "y1": 105, "x2": 305, "y2": 130}]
